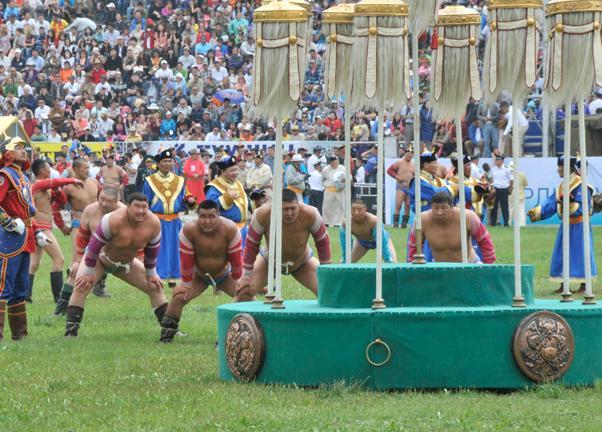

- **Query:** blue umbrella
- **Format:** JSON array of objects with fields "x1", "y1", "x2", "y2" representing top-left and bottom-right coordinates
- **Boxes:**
[{"x1": 214, "y1": 89, "x2": 245, "y2": 105}]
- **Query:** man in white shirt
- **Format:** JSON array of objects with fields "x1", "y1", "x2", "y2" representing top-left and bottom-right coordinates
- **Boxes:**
[
  {"x1": 490, "y1": 155, "x2": 513, "y2": 227},
  {"x1": 307, "y1": 146, "x2": 326, "y2": 174},
  {"x1": 308, "y1": 160, "x2": 324, "y2": 214},
  {"x1": 470, "y1": 156, "x2": 483, "y2": 180},
  {"x1": 97, "y1": 111, "x2": 115, "y2": 139},
  {"x1": 34, "y1": 15, "x2": 50, "y2": 35},
  {"x1": 501, "y1": 101, "x2": 529, "y2": 156},
  {"x1": 589, "y1": 89, "x2": 602, "y2": 114},
  {"x1": 246, "y1": 154, "x2": 272, "y2": 193},
  {"x1": 177, "y1": 47, "x2": 196, "y2": 69},
  {"x1": 205, "y1": 126, "x2": 223, "y2": 142},
  {"x1": 103, "y1": 23, "x2": 120, "y2": 47},
  {"x1": 210, "y1": 61, "x2": 228, "y2": 83},
  {"x1": 63, "y1": 75, "x2": 81, "y2": 97},
  {"x1": 155, "y1": 60, "x2": 174, "y2": 81}
]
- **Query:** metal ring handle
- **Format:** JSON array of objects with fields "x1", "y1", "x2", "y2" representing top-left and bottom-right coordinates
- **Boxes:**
[{"x1": 365, "y1": 338, "x2": 391, "y2": 367}]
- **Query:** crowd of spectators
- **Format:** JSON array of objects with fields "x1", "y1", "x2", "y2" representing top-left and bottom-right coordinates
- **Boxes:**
[{"x1": 2, "y1": 0, "x2": 600, "y2": 160}]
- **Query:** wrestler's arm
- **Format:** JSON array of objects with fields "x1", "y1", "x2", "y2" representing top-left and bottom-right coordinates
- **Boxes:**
[
  {"x1": 143, "y1": 220, "x2": 161, "y2": 277},
  {"x1": 74, "y1": 207, "x2": 92, "y2": 260},
  {"x1": 227, "y1": 225, "x2": 243, "y2": 280},
  {"x1": 179, "y1": 224, "x2": 195, "y2": 287},
  {"x1": 241, "y1": 209, "x2": 266, "y2": 277},
  {"x1": 468, "y1": 211, "x2": 496, "y2": 264},
  {"x1": 309, "y1": 207, "x2": 331, "y2": 264},
  {"x1": 31, "y1": 178, "x2": 78, "y2": 194},
  {"x1": 51, "y1": 184, "x2": 69, "y2": 230},
  {"x1": 82, "y1": 214, "x2": 113, "y2": 275},
  {"x1": 120, "y1": 167, "x2": 129, "y2": 186}
]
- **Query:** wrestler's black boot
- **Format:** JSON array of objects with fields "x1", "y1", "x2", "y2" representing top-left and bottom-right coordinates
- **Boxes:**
[
  {"x1": 26, "y1": 274, "x2": 34, "y2": 303},
  {"x1": 393, "y1": 214, "x2": 399, "y2": 228},
  {"x1": 153, "y1": 303, "x2": 168, "y2": 324},
  {"x1": 401, "y1": 215, "x2": 410, "y2": 229},
  {"x1": 92, "y1": 274, "x2": 111, "y2": 298},
  {"x1": 55, "y1": 283, "x2": 73, "y2": 316},
  {"x1": 577, "y1": 283, "x2": 586, "y2": 294},
  {"x1": 554, "y1": 283, "x2": 564, "y2": 294},
  {"x1": 50, "y1": 271, "x2": 63, "y2": 303},
  {"x1": 7, "y1": 302, "x2": 28, "y2": 341},
  {"x1": 65, "y1": 305, "x2": 84, "y2": 337},
  {"x1": 159, "y1": 315, "x2": 180, "y2": 343}
]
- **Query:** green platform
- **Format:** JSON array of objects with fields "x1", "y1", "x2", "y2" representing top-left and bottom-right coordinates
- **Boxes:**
[{"x1": 217, "y1": 264, "x2": 602, "y2": 389}]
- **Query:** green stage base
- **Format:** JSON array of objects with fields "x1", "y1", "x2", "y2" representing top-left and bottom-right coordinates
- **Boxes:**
[{"x1": 218, "y1": 300, "x2": 602, "y2": 389}]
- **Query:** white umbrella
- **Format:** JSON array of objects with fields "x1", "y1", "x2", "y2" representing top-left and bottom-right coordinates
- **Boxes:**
[{"x1": 65, "y1": 18, "x2": 97, "y2": 34}]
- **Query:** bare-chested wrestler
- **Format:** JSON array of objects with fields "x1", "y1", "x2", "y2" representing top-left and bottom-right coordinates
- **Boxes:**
[
  {"x1": 386, "y1": 148, "x2": 414, "y2": 228},
  {"x1": 65, "y1": 192, "x2": 168, "y2": 337},
  {"x1": 53, "y1": 157, "x2": 100, "y2": 311},
  {"x1": 339, "y1": 199, "x2": 397, "y2": 263},
  {"x1": 54, "y1": 187, "x2": 125, "y2": 314},
  {"x1": 29, "y1": 159, "x2": 83, "y2": 303},
  {"x1": 408, "y1": 192, "x2": 496, "y2": 264},
  {"x1": 236, "y1": 189, "x2": 331, "y2": 301},
  {"x1": 159, "y1": 200, "x2": 243, "y2": 342},
  {"x1": 96, "y1": 153, "x2": 127, "y2": 190}
]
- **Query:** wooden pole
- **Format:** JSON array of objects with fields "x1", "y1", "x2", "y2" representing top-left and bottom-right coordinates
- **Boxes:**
[
  {"x1": 411, "y1": 23, "x2": 426, "y2": 264},
  {"x1": 560, "y1": 103, "x2": 573, "y2": 302},
  {"x1": 271, "y1": 124, "x2": 285, "y2": 309},
  {"x1": 455, "y1": 115, "x2": 468, "y2": 263},
  {"x1": 578, "y1": 95, "x2": 596, "y2": 304},
  {"x1": 344, "y1": 106, "x2": 352, "y2": 264},
  {"x1": 511, "y1": 104, "x2": 526, "y2": 307},
  {"x1": 372, "y1": 105, "x2": 386, "y2": 309}
]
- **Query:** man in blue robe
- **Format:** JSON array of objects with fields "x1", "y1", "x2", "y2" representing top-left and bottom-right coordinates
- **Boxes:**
[
  {"x1": 144, "y1": 149, "x2": 195, "y2": 288},
  {"x1": 407, "y1": 152, "x2": 486, "y2": 261},
  {"x1": 528, "y1": 156, "x2": 597, "y2": 293},
  {"x1": 205, "y1": 156, "x2": 249, "y2": 249}
]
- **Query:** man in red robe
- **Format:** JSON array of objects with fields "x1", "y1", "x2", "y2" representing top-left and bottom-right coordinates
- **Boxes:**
[{"x1": 183, "y1": 148, "x2": 206, "y2": 203}]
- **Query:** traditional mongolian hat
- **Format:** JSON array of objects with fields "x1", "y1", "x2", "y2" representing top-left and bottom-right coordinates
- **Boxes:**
[
  {"x1": 155, "y1": 149, "x2": 174, "y2": 162},
  {"x1": 217, "y1": 156, "x2": 238, "y2": 171}
]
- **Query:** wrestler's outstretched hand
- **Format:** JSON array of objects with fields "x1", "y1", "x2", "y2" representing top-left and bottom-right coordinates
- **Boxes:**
[
  {"x1": 234, "y1": 276, "x2": 254, "y2": 302},
  {"x1": 147, "y1": 274, "x2": 164, "y2": 292},
  {"x1": 72, "y1": 179, "x2": 85, "y2": 188},
  {"x1": 76, "y1": 274, "x2": 94, "y2": 292}
]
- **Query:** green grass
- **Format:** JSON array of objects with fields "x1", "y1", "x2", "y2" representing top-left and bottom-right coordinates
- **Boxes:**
[{"x1": 1, "y1": 226, "x2": 601, "y2": 431}]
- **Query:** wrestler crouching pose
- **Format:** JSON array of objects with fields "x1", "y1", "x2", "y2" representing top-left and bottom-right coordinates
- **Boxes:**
[
  {"x1": 65, "y1": 192, "x2": 168, "y2": 337},
  {"x1": 236, "y1": 189, "x2": 331, "y2": 301},
  {"x1": 159, "y1": 200, "x2": 243, "y2": 342}
]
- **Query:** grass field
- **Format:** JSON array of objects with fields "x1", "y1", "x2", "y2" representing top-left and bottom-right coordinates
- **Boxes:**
[{"x1": 1, "y1": 226, "x2": 602, "y2": 432}]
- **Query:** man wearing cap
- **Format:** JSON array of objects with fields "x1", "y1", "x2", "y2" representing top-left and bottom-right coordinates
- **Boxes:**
[
  {"x1": 528, "y1": 156, "x2": 597, "y2": 294},
  {"x1": 285, "y1": 154, "x2": 307, "y2": 202},
  {"x1": 321, "y1": 156, "x2": 346, "y2": 226},
  {"x1": 589, "y1": 89, "x2": 602, "y2": 114},
  {"x1": 307, "y1": 147, "x2": 325, "y2": 174},
  {"x1": 183, "y1": 148, "x2": 206, "y2": 203},
  {"x1": 144, "y1": 149, "x2": 196, "y2": 288},
  {"x1": 246, "y1": 153, "x2": 272, "y2": 198},
  {"x1": 0, "y1": 137, "x2": 51, "y2": 340},
  {"x1": 205, "y1": 156, "x2": 249, "y2": 248}
]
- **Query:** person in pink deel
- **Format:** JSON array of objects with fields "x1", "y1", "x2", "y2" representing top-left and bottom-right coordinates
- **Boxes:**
[{"x1": 183, "y1": 148, "x2": 206, "y2": 203}]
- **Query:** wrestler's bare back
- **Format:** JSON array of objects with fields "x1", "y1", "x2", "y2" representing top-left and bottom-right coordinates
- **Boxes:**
[
  {"x1": 101, "y1": 207, "x2": 161, "y2": 264},
  {"x1": 422, "y1": 208, "x2": 475, "y2": 263},
  {"x1": 33, "y1": 187, "x2": 55, "y2": 226},
  {"x1": 256, "y1": 204, "x2": 315, "y2": 266},
  {"x1": 182, "y1": 217, "x2": 238, "y2": 275}
]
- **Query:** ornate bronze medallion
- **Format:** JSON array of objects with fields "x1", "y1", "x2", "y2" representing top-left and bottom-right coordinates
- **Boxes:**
[
  {"x1": 512, "y1": 311, "x2": 575, "y2": 383},
  {"x1": 225, "y1": 313, "x2": 266, "y2": 382}
]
